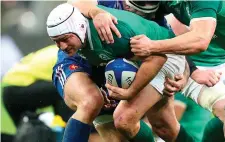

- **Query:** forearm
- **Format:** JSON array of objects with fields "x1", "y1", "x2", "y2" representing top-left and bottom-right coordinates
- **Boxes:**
[
  {"x1": 69, "y1": 0, "x2": 106, "y2": 18},
  {"x1": 129, "y1": 55, "x2": 167, "y2": 96},
  {"x1": 151, "y1": 20, "x2": 215, "y2": 55},
  {"x1": 152, "y1": 30, "x2": 209, "y2": 55}
]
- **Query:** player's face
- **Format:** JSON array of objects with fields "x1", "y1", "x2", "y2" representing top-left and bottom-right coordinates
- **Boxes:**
[{"x1": 51, "y1": 33, "x2": 82, "y2": 56}]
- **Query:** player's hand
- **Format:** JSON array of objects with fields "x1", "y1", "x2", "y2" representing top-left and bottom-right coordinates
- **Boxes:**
[
  {"x1": 163, "y1": 74, "x2": 187, "y2": 96},
  {"x1": 130, "y1": 35, "x2": 156, "y2": 57},
  {"x1": 93, "y1": 12, "x2": 121, "y2": 44},
  {"x1": 105, "y1": 83, "x2": 134, "y2": 100},
  {"x1": 191, "y1": 69, "x2": 222, "y2": 87},
  {"x1": 100, "y1": 88, "x2": 118, "y2": 110}
]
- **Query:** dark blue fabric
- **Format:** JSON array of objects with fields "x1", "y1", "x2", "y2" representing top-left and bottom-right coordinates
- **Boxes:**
[
  {"x1": 52, "y1": 50, "x2": 92, "y2": 98},
  {"x1": 63, "y1": 118, "x2": 91, "y2": 142},
  {"x1": 97, "y1": 0, "x2": 124, "y2": 9}
]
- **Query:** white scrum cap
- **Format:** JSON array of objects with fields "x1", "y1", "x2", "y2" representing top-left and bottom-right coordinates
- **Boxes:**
[{"x1": 46, "y1": 3, "x2": 87, "y2": 43}]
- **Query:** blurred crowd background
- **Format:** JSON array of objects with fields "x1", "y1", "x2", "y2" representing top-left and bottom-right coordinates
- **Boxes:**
[
  {"x1": 1, "y1": 1, "x2": 64, "y2": 78},
  {"x1": 1, "y1": 1, "x2": 69, "y2": 140}
]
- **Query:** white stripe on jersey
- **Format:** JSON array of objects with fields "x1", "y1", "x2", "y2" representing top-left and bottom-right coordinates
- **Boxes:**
[
  {"x1": 55, "y1": 64, "x2": 66, "y2": 88},
  {"x1": 190, "y1": 17, "x2": 217, "y2": 24}
]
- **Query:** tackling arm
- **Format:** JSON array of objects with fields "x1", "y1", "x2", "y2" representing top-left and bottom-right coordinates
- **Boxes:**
[
  {"x1": 127, "y1": 55, "x2": 167, "y2": 98},
  {"x1": 151, "y1": 18, "x2": 216, "y2": 55},
  {"x1": 68, "y1": 0, "x2": 106, "y2": 18}
]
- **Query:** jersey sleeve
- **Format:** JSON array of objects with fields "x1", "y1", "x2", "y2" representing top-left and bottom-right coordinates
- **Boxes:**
[{"x1": 190, "y1": 1, "x2": 220, "y2": 19}]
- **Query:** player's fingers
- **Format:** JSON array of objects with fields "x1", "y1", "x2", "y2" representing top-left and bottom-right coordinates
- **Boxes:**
[
  {"x1": 109, "y1": 92, "x2": 123, "y2": 100},
  {"x1": 105, "y1": 25, "x2": 114, "y2": 43},
  {"x1": 131, "y1": 35, "x2": 144, "y2": 40},
  {"x1": 211, "y1": 72, "x2": 219, "y2": 82},
  {"x1": 163, "y1": 89, "x2": 175, "y2": 97},
  {"x1": 131, "y1": 48, "x2": 139, "y2": 53},
  {"x1": 131, "y1": 45, "x2": 143, "y2": 51},
  {"x1": 96, "y1": 28, "x2": 104, "y2": 41},
  {"x1": 105, "y1": 83, "x2": 123, "y2": 95},
  {"x1": 174, "y1": 74, "x2": 184, "y2": 81},
  {"x1": 100, "y1": 27, "x2": 110, "y2": 44},
  {"x1": 209, "y1": 76, "x2": 218, "y2": 86},
  {"x1": 130, "y1": 38, "x2": 140, "y2": 45},
  {"x1": 110, "y1": 21, "x2": 121, "y2": 38},
  {"x1": 111, "y1": 15, "x2": 118, "y2": 24},
  {"x1": 205, "y1": 80, "x2": 213, "y2": 87},
  {"x1": 165, "y1": 77, "x2": 181, "y2": 89},
  {"x1": 131, "y1": 49, "x2": 144, "y2": 57},
  {"x1": 164, "y1": 81, "x2": 179, "y2": 92},
  {"x1": 215, "y1": 72, "x2": 222, "y2": 79}
]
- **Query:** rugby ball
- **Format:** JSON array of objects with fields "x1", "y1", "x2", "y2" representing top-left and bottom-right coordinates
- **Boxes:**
[{"x1": 105, "y1": 58, "x2": 139, "y2": 89}]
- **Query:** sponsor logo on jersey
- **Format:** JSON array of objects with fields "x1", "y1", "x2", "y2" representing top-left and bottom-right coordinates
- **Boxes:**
[
  {"x1": 69, "y1": 64, "x2": 79, "y2": 70},
  {"x1": 99, "y1": 53, "x2": 111, "y2": 60}
]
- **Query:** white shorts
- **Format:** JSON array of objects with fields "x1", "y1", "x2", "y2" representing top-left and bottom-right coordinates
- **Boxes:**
[
  {"x1": 150, "y1": 54, "x2": 186, "y2": 95},
  {"x1": 182, "y1": 63, "x2": 225, "y2": 111}
]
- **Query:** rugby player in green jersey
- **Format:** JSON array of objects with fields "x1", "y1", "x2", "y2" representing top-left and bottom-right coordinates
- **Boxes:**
[
  {"x1": 47, "y1": 3, "x2": 194, "y2": 142},
  {"x1": 85, "y1": 0, "x2": 225, "y2": 140},
  {"x1": 128, "y1": 1, "x2": 225, "y2": 125},
  {"x1": 130, "y1": 1, "x2": 225, "y2": 140}
]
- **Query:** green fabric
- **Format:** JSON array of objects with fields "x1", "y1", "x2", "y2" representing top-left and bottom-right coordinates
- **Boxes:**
[
  {"x1": 130, "y1": 120, "x2": 154, "y2": 142},
  {"x1": 161, "y1": 1, "x2": 219, "y2": 26},
  {"x1": 78, "y1": 6, "x2": 174, "y2": 66},
  {"x1": 161, "y1": 1, "x2": 225, "y2": 67},
  {"x1": 202, "y1": 117, "x2": 225, "y2": 142},
  {"x1": 175, "y1": 125, "x2": 196, "y2": 142},
  {"x1": 175, "y1": 93, "x2": 212, "y2": 142}
]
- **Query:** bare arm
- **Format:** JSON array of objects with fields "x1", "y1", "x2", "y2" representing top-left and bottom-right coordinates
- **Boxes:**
[
  {"x1": 163, "y1": 60, "x2": 190, "y2": 96},
  {"x1": 106, "y1": 55, "x2": 167, "y2": 100},
  {"x1": 131, "y1": 17, "x2": 216, "y2": 56},
  {"x1": 152, "y1": 18, "x2": 216, "y2": 55},
  {"x1": 68, "y1": 0, "x2": 121, "y2": 43},
  {"x1": 68, "y1": 0, "x2": 103, "y2": 18},
  {"x1": 128, "y1": 55, "x2": 167, "y2": 97},
  {"x1": 174, "y1": 100, "x2": 187, "y2": 121}
]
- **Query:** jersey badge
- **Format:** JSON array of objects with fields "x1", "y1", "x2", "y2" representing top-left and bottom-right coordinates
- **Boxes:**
[{"x1": 69, "y1": 64, "x2": 79, "y2": 70}]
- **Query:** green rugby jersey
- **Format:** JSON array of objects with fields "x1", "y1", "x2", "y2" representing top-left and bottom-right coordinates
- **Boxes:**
[
  {"x1": 161, "y1": 1, "x2": 225, "y2": 66},
  {"x1": 77, "y1": 6, "x2": 175, "y2": 66}
]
